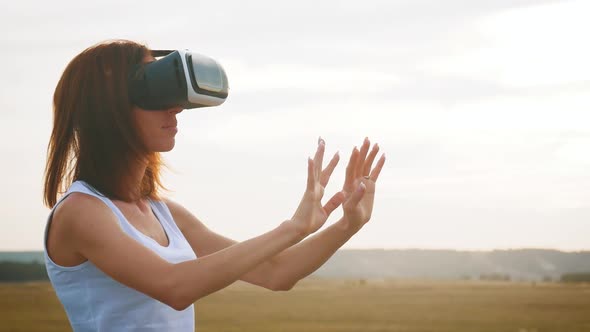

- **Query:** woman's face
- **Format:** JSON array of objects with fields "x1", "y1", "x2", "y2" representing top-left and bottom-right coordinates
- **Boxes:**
[
  {"x1": 132, "y1": 105, "x2": 183, "y2": 152},
  {"x1": 131, "y1": 53, "x2": 183, "y2": 152}
]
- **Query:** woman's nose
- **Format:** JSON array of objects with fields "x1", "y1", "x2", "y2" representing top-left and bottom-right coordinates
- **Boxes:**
[{"x1": 167, "y1": 107, "x2": 183, "y2": 114}]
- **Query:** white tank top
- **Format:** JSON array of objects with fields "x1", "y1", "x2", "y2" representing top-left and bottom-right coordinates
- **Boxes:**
[{"x1": 44, "y1": 180, "x2": 198, "y2": 331}]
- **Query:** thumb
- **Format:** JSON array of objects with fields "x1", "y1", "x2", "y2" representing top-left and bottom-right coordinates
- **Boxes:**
[
  {"x1": 322, "y1": 191, "x2": 346, "y2": 216},
  {"x1": 344, "y1": 182, "x2": 366, "y2": 209}
]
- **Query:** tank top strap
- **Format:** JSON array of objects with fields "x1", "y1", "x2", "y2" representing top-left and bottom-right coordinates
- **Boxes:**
[
  {"x1": 46, "y1": 180, "x2": 143, "y2": 240},
  {"x1": 148, "y1": 200, "x2": 184, "y2": 239},
  {"x1": 53, "y1": 180, "x2": 110, "y2": 207}
]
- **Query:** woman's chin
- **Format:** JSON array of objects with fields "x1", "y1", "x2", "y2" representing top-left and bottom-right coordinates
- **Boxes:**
[{"x1": 155, "y1": 140, "x2": 175, "y2": 152}]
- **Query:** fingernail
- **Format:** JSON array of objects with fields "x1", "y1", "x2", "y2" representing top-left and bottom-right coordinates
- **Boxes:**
[{"x1": 357, "y1": 182, "x2": 365, "y2": 192}]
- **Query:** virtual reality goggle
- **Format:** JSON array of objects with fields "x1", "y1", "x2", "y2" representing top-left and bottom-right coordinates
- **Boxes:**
[{"x1": 128, "y1": 49, "x2": 229, "y2": 110}]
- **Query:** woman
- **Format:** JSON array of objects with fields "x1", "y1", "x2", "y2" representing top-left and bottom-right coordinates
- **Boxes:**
[{"x1": 43, "y1": 40, "x2": 386, "y2": 331}]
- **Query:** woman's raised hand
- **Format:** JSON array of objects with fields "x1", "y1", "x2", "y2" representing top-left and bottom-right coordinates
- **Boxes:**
[
  {"x1": 340, "y1": 137, "x2": 386, "y2": 232},
  {"x1": 290, "y1": 137, "x2": 346, "y2": 237}
]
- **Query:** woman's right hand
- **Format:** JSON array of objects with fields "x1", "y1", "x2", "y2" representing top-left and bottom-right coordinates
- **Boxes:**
[{"x1": 290, "y1": 137, "x2": 346, "y2": 237}]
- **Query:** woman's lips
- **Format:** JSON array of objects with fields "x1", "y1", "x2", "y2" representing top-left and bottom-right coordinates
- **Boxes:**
[{"x1": 162, "y1": 125, "x2": 178, "y2": 133}]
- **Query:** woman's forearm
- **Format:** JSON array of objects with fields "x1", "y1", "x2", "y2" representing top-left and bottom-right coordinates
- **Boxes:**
[
  {"x1": 270, "y1": 218, "x2": 361, "y2": 289},
  {"x1": 169, "y1": 220, "x2": 303, "y2": 310}
]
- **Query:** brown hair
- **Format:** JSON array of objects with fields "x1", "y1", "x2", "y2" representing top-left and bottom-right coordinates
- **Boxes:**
[{"x1": 43, "y1": 40, "x2": 165, "y2": 207}]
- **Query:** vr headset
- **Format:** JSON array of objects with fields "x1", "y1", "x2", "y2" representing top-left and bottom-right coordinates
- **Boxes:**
[{"x1": 128, "y1": 49, "x2": 229, "y2": 110}]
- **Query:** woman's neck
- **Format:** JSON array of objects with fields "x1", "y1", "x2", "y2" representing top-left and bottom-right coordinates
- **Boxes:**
[{"x1": 121, "y1": 162, "x2": 148, "y2": 202}]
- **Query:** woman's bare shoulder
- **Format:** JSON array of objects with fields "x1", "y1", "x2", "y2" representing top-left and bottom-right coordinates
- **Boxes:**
[
  {"x1": 161, "y1": 198, "x2": 207, "y2": 233},
  {"x1": 53, "y1": 192, "x2": 111, "y2": 222},
  {"x1": 161, "y1": 197, "x2": 182, "y2": 214},
  {"x1": 51, "y1": 192, "x2": 122, "y2": 246},
  {"x1": 49, "y1": 192, "x2": 116, "y2": 266}
]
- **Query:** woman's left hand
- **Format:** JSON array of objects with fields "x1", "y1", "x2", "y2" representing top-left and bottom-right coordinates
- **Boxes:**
[
  {"x1": 339, "y1": 137, "x2": 386, "y2": 232},
  {"x1": 290, "y1": 137, "x2": 346, "y2": 237}
]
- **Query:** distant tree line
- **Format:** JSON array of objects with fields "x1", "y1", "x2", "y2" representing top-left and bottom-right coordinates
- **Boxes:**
[
  {"x1": 1, "y1": 261, "x2": 590, "y2": 283},
  {"x1": 561, "y1": 273, "x2": 590, "y2": 283},
  {"x1": 477, "y1": 273, "x2": 590, "y2": 283},
  {"x1": 0, "y1": 261, "x2": 48, "y2": 282},
  {"x1": 479, "y1": 273, "x2": 511, "y2": 281}
]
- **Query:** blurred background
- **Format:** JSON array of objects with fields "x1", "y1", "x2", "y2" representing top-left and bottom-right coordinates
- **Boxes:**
[
  {"x1": 1, "y1": 1, "x2": 590, "y2": 331},
  {"x1": 1, "y1": 0, "x2": 588, "y2": 251}
]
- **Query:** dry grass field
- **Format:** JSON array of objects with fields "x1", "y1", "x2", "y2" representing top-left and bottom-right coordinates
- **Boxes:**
[{"x1": 1, "y1": 278, "x2": 589, "y2": 332}]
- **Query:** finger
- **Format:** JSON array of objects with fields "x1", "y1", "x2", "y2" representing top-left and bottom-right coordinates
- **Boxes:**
[
  {"x1": 314, "y1": 137, "x2": 325, "y2": 180},
  {"x1": 322, "y1": 191, "x2": 346, "y2": 216},
  {"x1": 306, "y1": 157, "x2": 316, "y2": 191},
  {"x1": 369, "y1": 154, "x2": 386, "y2": 182},
  {"x1": 320, "y1": 151, "x2": 339, "y2": 187},
  {"x1": 345, "y1": 182, "x2": 366, "y2": 208},
  {"x1": 344, "y1": 147, "x2": 359, "y2": 192},
  {"x1": 363, "y1": 143, "x2": 379, "y2": 177},
  {"x1": 356, "y1": 137, "x2": 370, "y2": 178}
]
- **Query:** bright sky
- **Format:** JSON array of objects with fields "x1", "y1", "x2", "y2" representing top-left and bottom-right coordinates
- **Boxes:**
[{"x1": 0, "y1": 0, "x2": 588, "y2": 251}]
